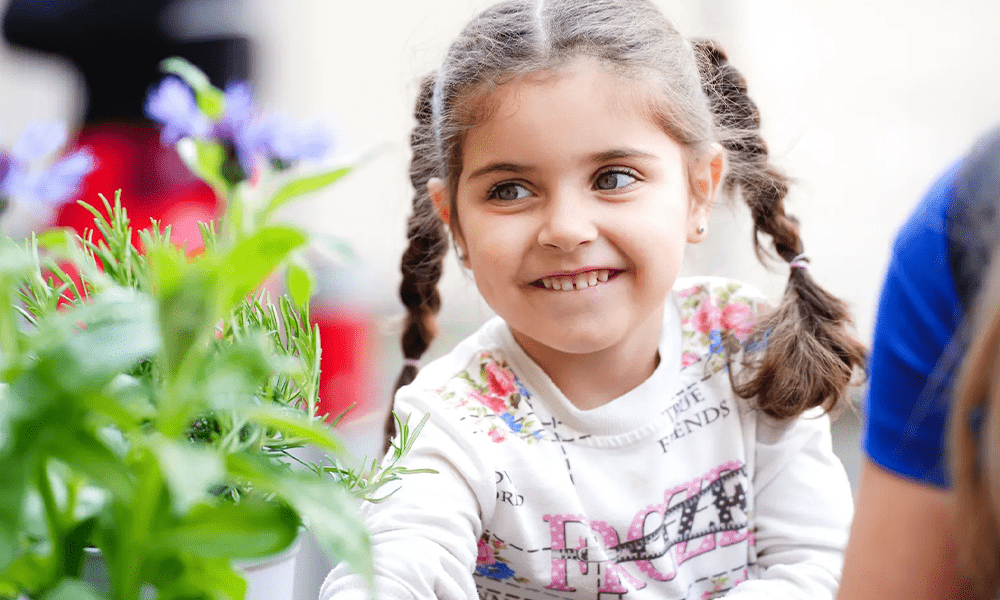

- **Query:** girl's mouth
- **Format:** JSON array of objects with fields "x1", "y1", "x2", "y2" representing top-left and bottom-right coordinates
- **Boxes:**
[{"x1": 533, "y1": 269, "x2": 621, "y2": 291}]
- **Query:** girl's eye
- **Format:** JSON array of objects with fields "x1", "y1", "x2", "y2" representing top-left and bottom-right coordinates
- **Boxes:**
[
  {"x1": 488, "y1": 182, "x2": 531, "y2": 202},
  {"x1": 594, "y1": 169, "x2": 638, "y2": 191}
]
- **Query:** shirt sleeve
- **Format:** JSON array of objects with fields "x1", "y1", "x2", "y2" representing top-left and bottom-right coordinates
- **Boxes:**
[
  {"x1": 725, "y1": 409, "x2": 854, "y2": 599},
  {"x1": 862, "y1": 163, "x2": 965, "y2": 488},
  {"x1": 319, "y1": 394, "x2": 495, "y2": 600}
]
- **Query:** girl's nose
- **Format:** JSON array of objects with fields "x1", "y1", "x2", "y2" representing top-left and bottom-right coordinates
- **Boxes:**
[{"x1": 536, "y1": 190, "x2": 598, "y2": 252}]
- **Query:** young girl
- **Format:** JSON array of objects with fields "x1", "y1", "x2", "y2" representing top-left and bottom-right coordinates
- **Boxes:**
[{"x1": 323, "y1": 1, "x2": 865, "y2": 598}]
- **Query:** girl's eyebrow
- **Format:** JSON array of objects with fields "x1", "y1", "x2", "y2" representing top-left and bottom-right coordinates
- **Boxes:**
[
  {"x1": 588, "y1": 148, "x2": 658, "y2": 163},
  {"x1": 466, "y1": 148, "x2": 658, "y2": 181},
  {"x1": 467, "y1": 162, "x2": 531, "y2": 180}
]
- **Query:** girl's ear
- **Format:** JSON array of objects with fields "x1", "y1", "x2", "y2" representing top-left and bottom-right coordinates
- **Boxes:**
[
  {"x1": 687, "y1": 144, "x2": 724, "y2": 244},
  {"x1": 427, "y1": 177, "x2": 450, "y2": 224},
  {"x1": 427, "y1": 177, "x2": 470, "y2": 266}
]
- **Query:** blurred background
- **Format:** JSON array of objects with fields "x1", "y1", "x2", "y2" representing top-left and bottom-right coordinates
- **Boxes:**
[{"x1": 2, "y1": 0, "x2": 998, "y2": 597}]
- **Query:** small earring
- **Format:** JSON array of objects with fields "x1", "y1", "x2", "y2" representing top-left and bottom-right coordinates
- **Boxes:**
[
  {"x1": 697, "y1": 225, "x2": 706, "y2": 234},
  {"x1": 457, "y1": 252, "x2": 467, "y2": 261}
]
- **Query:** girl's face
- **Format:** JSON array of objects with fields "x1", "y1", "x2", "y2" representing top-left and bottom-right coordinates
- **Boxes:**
[{"x1": 433, "y1": 58, "x2": 718, "y2": 369}]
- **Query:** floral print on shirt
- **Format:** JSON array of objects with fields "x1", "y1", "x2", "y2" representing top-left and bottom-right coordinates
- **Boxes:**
[
  {"x1": 676, "y1": 281, "x2": 768, "y2": 375},
  {"x1": 437, "y1": 351, "x2": 549, "y2": 444},
  {"x1": 475, "y1": 533, "x2": 529, "y2": 583}
]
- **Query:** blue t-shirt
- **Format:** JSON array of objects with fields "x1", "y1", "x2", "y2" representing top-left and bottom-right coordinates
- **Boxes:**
[{"x1": 863, "y1": 130, "x2": 1000, "y2": 487}]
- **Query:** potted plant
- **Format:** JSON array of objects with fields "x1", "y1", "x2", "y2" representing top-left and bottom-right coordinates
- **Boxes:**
[{"x1": 0, "y1": 59, "x2": 428, "y2": 600}]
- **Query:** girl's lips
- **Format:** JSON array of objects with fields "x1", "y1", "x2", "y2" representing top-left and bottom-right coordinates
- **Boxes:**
[{"x1": 532, "y1": 269, "x2": 623, "y2": 291}]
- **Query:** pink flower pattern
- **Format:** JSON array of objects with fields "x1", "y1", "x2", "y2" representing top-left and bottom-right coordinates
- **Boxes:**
[
  {"x1": 691, "y1": 300, "x2": 723, "y2": 334},
  {"x1": 435, "y1": 352, "x2": 548, "y2": 445},
  {"x1": 477, "y1": 538, "x2": 493, "y2": 565},
  {"x1": 486, "y1": 361, "x2": 516, "y2": 397},
  {"x1": 677, "y1": 281, "x2": 767, "y2": 374},
  {"x1": 721, "y1": 302, "x2": 755, "y2": 341}
]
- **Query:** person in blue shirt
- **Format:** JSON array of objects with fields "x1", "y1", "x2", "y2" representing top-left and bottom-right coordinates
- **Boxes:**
[{"x1": 838, "y1": 127, "x2": 1000, "y2": 599}]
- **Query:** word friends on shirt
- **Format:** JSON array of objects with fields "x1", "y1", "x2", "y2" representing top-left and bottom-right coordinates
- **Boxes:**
[{"x1": 658, "y1": 382, "x2": 732, "y2": 453}]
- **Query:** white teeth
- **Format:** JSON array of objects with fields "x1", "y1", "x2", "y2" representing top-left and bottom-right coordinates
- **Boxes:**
[{"x1": 540, "y1": 270, "x2": 614, "y2": 291}]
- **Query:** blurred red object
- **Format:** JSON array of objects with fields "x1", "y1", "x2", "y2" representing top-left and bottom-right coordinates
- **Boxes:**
[
  {"x1": 56, "y1": 122, "x2": 219, "y2": 252},
  {"x1": 313, "y1": 305, "x2": 377, "y2": 426}
]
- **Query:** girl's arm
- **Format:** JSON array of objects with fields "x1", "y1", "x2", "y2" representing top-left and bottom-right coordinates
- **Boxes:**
[
  {"x1": 836, "y1": 459, "x2": 979, "y2": 599},
  {"x1": 724, "y1": 409, "x2": 854, "y2": 599},
  {"x1": 320, "y1": 397, "x2": 494, "y2": 600}
]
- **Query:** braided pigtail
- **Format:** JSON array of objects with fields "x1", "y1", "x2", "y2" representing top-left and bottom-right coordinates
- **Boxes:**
[
  {"x1": 384, "y1": 74, "x2": 449, "y2": 451},
  {"x1": 692, "y1": 39, "x2": 866, "y2": 419}
]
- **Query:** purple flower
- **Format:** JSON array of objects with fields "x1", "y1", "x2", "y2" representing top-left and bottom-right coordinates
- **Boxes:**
[
  {"x1": 145, "y1": 77, "x2": 211, "y2": 145},
  {"x1": 0, "y1": 122, "x2": 95, "y2": 210},
  {"x1": 12, "y1": 120, "x2": 67, "y2": 161},
  {"x1": 146, "y1": 75, "x2": 335, "y2": 183},
  {"x1": 32, "y1": 149, "x2": 95, "y2": 204},
  {"x1": 269, "y1": 118, "x2": 334, "y2": 163}
]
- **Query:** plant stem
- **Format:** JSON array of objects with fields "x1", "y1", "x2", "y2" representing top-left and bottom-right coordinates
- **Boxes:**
[
  {"x1": 36, "y1": 460, "x2": 64, "y2": 584},
  {"x1": 111, "y1": 453, "x2": 161, "y2": 600}
]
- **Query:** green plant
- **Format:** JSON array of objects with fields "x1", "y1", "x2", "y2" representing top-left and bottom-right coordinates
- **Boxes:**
[{"x1": 0, "y1": 59, "x2": 430, "y2": 600}]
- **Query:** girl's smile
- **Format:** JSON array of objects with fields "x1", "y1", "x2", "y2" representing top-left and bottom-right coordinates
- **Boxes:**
[
  {"x1": 533, "y1": 268, "x2": 622, "y2": 291},
  {"x1": 431, "y1": 57, "x2": 718, "y2": 402}
]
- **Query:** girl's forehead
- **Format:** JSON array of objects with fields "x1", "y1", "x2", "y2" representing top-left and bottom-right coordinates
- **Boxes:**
[
  {"x1": 457, "y1": 59, "x2": 687, "y2": 180},
  {"x1": 466, "y1": 58, "x2": 661, "y2": 135},
  {"x1": 463, "y1": 59, "x2": 667, "y2": 143}
]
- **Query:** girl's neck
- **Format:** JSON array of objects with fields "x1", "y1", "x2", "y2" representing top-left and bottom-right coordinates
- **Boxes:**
[{"x1": 510, "y1": 307, "x2": 664, "y2": 411}]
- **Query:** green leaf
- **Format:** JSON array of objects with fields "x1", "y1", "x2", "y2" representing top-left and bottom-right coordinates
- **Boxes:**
[
  {"x1": 0, "y1": 551, "x2": 51, "y2": 597},
  {"x1": 216, "y1": 225, "x2": 307, "y2": 312},
  {"x1": 154, "y1": 500, "x2": 299, "y2": 560},
  {"x1": 226, "y1": 455, "x2": 373, "y2": 588},
  {"x1": 177, "y1": 138, "x2": 229, "y2": 193},
  {"x1": 0, "y1": 453, "x2": 33, "y2": 570},
  {"x1": 160, "y1": 57, "x2": 226, "y2": 119},
  {"x1": 40, "y1": 578, "x2": 108, "y2": 600},
  {"x1": 246, "y1": 404, "x2": 345, "y2": 456},
  {"x1": 151, "y1": 261, "x2": 215, "y2": 380},
  {"x1": 284, "y1": 258, "x2": 314, "y2": 309},
  {"x1": 145, "y1": 554, "x2": 246, "y2": 600},
  {"x1": 48, "y1": 429, "x2": 131, "y2": 501},
  {"x1": 264, "y1": 165, "x2": 352, "y2": 218},
  {"x1": 35, "y1": 228, "x2": 77, "y2": 256},
  {"x1": 60, "y1": 290, "x2": 161, "y2": 384},
  {"x1": 149, "y1": 437, "x2": 224, "y2": 514},
  {"x1": 276, "y1": 475, "x2": 373, "y2": 588},
  {"x1": 0, "y1": 239, "x2": 31, "y2": 279}
]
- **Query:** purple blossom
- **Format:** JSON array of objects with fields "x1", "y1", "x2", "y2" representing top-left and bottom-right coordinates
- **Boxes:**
[
  {"x1": 32, "y1": 149, "x2": 95, "y2": 204},
  {"x1": 146, "y1": 76, "x2": 335, "y2": 182},
  {"x1": 269, "y1": 118, "x2": 334, "y2": 163},
  {"x1": 145, "y1": 77, "x2": 211, "y2": 145},
  {"x1": 0, "y1": 122, "x2": 95, "y2": 210},
  {"x1": 12, "y1": 120, "x2": 67, "y2": 161}
]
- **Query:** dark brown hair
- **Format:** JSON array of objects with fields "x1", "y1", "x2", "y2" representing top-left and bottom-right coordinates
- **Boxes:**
[{"x1": 386, "y1": 0, "x2": 866, "y2": 448}]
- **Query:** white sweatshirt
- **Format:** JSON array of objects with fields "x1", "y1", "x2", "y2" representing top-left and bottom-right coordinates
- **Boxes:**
[{"x1": 321, "y1": 277, "x2": 854, "y2": 600}]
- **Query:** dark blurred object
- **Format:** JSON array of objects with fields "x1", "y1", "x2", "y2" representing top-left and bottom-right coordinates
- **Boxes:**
[
  {"x1": 2, "y1": 0, "x2": 251, "y2": 248},
  {"x1": 3, "y1": 0, "x2": 250, "y2": 123}
]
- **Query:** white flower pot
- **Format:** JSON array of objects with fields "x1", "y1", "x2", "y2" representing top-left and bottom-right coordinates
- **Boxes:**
[{"x1": 236, "y1": 536, "x2": 302, "y2": 600}]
